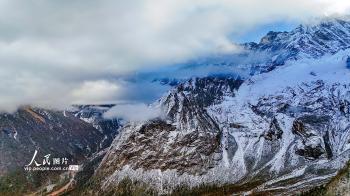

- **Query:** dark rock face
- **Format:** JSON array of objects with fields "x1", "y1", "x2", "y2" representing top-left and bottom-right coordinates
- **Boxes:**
[
  {"x1": 292, "y1": 115, "x2": 330, "y2": 136},
  {"x1": 99, "y1": 119, "x2": 220, "y2": 177},
  {"x1": 339, "y1": 99, "x2": 350, "y2": 116},
  {"x1": 172, "y1": 77, "x2": 244, "y2": 108},
  {"x1": 291, "y1": 115, "x2": 331, "y2": 160},
  {"x1": 295, "y1": 145, "x2": 324, "y2": 160},
  {"x1": 230, "y1": 123, "x2": 245, "y2": 129},
  {"x1": 347, "y1": 57, "x2": 350, "y2": 69},
  {"x1": 292, "y1": 120, "x2": 306, "y2": 136},
  {"x1": 264, "y1": 118, "x2": 283, "y2": 141}
]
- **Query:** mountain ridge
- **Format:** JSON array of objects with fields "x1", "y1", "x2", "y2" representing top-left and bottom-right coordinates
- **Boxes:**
[{"x1": 78, "y1": 18, "x2": 350, "y2": 195}]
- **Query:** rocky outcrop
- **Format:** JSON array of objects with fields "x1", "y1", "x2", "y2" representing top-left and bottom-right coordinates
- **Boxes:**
[
  {"x1": 292, "y1": 115, "x2": 331, "y2": 160},
  {"x1": 264, "y1": 118, "x2": 283, "y2": 141}
]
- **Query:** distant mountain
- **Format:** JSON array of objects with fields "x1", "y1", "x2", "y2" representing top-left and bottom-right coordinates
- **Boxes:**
[
  {"x1": 243, "y1": 17, "x2": 350, "y2": 72},
  {"x1": 150, "y1": 18, "x2": 350, "y2": 83}
]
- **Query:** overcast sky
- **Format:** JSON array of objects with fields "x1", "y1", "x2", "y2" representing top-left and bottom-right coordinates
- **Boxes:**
[{"x1": 0, "y1": 0, "x2": 349, "y2": 112}]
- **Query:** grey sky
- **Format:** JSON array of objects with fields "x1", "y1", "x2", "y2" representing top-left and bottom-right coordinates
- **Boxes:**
[{"x1": 0, "y1": 0, "x2": 348, "y2": 112}]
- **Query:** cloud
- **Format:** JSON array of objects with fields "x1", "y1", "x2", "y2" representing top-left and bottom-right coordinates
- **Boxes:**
[
  {"x1": 103, "y1": 103, "x2": 162, "y2": 122},
  {"x1": 71, "y1": 80, "x2": 120, "y2": 105},
  {"x1": 0, "y1": 0, "x2": 349, "y2": 112}
]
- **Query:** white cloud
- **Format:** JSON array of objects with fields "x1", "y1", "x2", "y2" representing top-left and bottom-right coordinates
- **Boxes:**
[
  {"x1": 319, "y1": 0, "x2": 350, "y2": 15},
  {"x1": 103, "y1": 103, "x2": 162, "y2": 122},
  {"x1": 71, "y1": 80, "x2": 120, "y2": 105},
  {"x1": 0, "y1": 0, "x2": 348, "y2": 112}
]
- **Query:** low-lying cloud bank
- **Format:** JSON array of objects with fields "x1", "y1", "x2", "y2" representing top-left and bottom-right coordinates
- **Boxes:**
[
  {"x1": 0, "y1": 0, "x2": 349, "y2": 112},
  {"x1": 103, "y1": 103, "x2": 162, "y2": 122}
]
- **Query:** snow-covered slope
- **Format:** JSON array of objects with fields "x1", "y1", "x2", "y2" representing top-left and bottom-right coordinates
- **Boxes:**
[
  {"x1": 206, "y1": 49, "x2": 350, "y2": 193},
  {"x1": 87, "y1": 49, "x2": 350, "y2": 195},
  {"x1": 251, "y1": 18, "x2": 350, "y2": 56},
  {"x1": 245, "y1": 17, "x2": 350, "y2": 71}
]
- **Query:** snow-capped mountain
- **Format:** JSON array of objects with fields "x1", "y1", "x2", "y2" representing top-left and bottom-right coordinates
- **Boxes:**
[
  {"x1": 244, "y1": 17, "x2": 350, "y2": 72},
  {"x1": 149, "y1": 18, "x2": 350, "y2": 84},
  {"x1": 76, "y1": 18, "x2": 350, "y2": 195}
]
